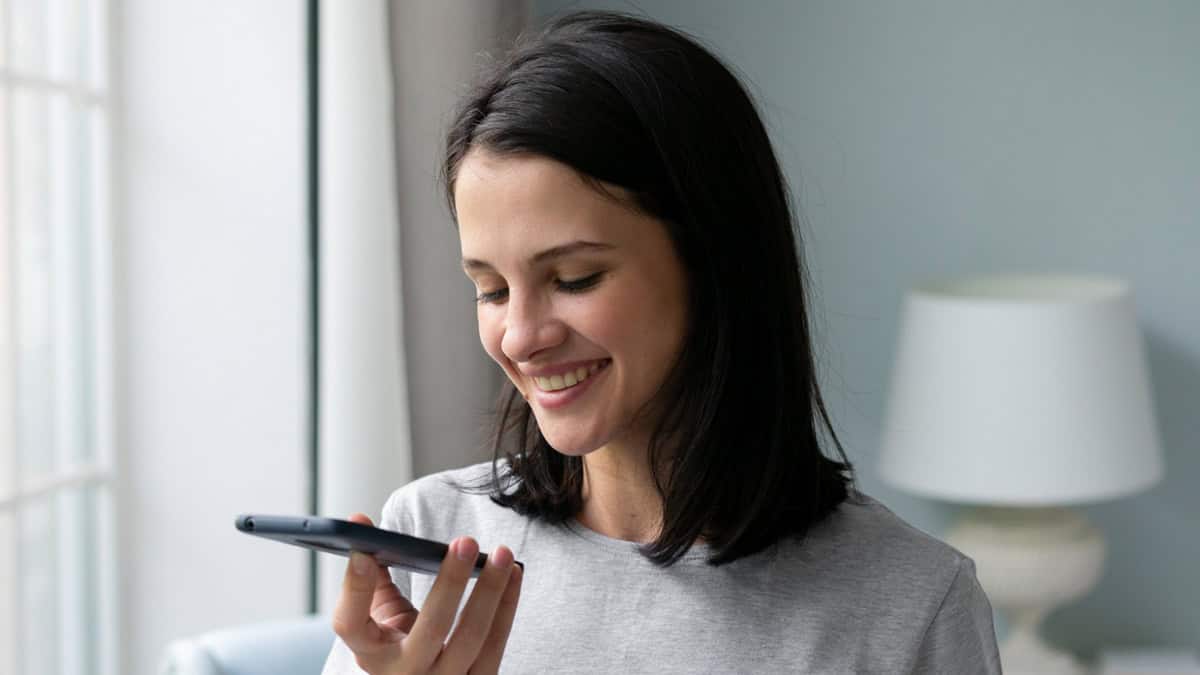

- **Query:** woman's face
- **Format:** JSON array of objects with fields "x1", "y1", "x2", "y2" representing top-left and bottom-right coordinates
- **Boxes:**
[{"x1": 456, "y1": 149, "x2": 688, "y2": 457}]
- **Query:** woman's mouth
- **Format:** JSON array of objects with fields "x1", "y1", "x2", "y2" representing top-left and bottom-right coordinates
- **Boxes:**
[
  {"x1": 529, "y1": 359, "x2": 611, "y2": 409},
  {"x1": 532, "y1": 359, "x2": 609, "y2": 391}
]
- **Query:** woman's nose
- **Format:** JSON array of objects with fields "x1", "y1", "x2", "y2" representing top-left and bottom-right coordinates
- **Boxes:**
[{"x1": 500, "y1": 291, "x2": 568, "y2": 363}]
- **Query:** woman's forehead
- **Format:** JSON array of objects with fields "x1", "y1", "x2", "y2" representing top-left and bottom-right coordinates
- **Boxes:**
[
  {"x1": 455, "y1": 151, "x2": 632, "y2": 217},
  {"x1": 456, "y1": 152, "x2": 647, "y2": 260}
]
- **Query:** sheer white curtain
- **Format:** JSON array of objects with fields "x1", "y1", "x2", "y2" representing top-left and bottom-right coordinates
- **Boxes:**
[
  {"x1": 316, "y1": 0, "x2": 527, "y2": 612},
  {"x1": 0, "y1": 1, "x2": 116, "y2": 671}
]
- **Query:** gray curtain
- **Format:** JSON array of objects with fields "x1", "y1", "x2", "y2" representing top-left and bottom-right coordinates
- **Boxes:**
[{"x1": 387, "y1": 1, "x2": 530, "y2": 477}]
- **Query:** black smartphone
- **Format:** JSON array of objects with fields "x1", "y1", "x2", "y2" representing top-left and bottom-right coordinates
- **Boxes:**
[{"x1": 235, "y1": 514, "x2": 523, "y2": 579}]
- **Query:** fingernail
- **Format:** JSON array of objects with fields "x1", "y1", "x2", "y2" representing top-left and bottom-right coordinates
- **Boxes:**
[
  {"x1": 455, "y1": 537, "x2": 477, "y2": 561},
  {"x1": 490, "y1": 546, "x2": 513, "y2": 569},
  {"x1": 351, "y1": 552, "x2": 372, "y2": 576}
]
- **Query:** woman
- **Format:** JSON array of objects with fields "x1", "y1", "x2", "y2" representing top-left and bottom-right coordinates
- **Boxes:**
[{"x1": 324, "y1": 11, "x2": 1001, "y2": 675}]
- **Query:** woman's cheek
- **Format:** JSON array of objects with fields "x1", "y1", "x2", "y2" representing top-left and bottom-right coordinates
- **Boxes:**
[
  {"x1": 477, "y1": 312, "x2": 525, "y2": 397},
  {"x1": 477, "y1": 311, "x2": 505, "y2": 365}
]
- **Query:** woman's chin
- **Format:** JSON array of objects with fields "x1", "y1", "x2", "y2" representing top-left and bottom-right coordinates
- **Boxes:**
[{"x1": 540, "y1": 429, "x2": 606, "y2": 458}]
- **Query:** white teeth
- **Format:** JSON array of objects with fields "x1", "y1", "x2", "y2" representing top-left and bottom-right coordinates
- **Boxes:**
[{"x1": 533, "y1": 360, "x2": 606, "y2": 392}]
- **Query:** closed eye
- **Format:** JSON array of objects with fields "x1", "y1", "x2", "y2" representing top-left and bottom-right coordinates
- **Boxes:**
[
  {"x1": 475, "y1": 287, "x2": 509, "y2": 304},
  {"x1": 474, "y1": 272, "x2": 605, "y2": 305},
  {"x1": 557, "y1": 272, "x2": 604, "y2": 293}
]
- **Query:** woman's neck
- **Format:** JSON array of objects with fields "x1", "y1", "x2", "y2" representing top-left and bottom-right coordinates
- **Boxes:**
[{"x1": 576, "y1": 443, "x2": 665, "y2": 544}]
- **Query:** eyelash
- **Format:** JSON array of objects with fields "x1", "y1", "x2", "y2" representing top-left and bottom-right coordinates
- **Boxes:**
[{"x1": 475, "y1": 272, "x2": 604, "y2": 305}]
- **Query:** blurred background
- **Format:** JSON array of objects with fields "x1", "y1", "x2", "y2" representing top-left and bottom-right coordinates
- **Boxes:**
[{"x1": 1, "y1": 0, "x2": 1196, "y2": 673}]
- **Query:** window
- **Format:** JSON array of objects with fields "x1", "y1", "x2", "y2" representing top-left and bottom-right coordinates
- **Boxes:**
[{"x1": 1, "y1": 0, "x2": 117, "y2": 673}]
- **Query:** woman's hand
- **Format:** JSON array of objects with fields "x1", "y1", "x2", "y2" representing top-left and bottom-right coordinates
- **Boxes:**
[{"x1": 331, "y1": 513, "x2": 523, "y2": 675}]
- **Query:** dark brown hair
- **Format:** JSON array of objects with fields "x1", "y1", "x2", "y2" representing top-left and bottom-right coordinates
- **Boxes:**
[{"x1": 441, "y1": 10, "x2": 855, "y2": 567}]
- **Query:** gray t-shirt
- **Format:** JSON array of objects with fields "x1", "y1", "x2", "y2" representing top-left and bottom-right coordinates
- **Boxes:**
[{"x1": 322, "y1": 461, "x2": 1001, "y2": 674}]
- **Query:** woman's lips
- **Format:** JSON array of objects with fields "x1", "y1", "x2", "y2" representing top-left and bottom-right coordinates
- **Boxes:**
[{"x1": 530, "y1": 359, "x2": 611, "y2": 410}]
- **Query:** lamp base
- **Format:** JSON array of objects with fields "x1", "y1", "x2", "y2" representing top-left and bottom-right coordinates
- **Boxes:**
[
  {"x1": 944, "y1": 506, "x2": 1105, "y2": 675},
  {"x1": 1001, "y1": 612, "x2": 1088, "y2": 675}
]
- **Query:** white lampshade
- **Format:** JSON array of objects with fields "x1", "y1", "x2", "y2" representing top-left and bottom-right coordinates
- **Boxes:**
[{"x1": 878, "y1": 274, "x2": 1164, "y2": 505}]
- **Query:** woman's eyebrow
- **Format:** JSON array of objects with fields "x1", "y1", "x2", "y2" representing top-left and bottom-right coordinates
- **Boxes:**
[{"x1": 462, "y1": 240, "x2": 615, "y2": 271}]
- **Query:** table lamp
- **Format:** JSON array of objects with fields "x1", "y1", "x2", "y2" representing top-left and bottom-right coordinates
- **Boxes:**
[{"x1": 877, "y1": 274, "x2": 1164, "y2": 675}]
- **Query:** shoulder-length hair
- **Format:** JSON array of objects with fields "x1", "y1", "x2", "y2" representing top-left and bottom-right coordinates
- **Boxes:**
[{"x1": 441, "y1": 10, "x2": 855, "y2": 567}]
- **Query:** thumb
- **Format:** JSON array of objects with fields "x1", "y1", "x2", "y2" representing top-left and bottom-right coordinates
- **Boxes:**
[
  {"x1": 342, "y1": 513, "x2": 381, "y2": 592},
  {"x1": 331, "y1": 551, "x2": 389, "y2": 652},
  {"x1": 336, "y1": 551, "x2": 382, "y2": 622},
  {"x1": 370, "y1": 563, "x2": 418, "y2": 631},
  {"x1": 331, "y1": 513, "x2": 387, "y2": 648},
  {"x1": 343, "y1": 512, "x2": 380, "y2": 595}
]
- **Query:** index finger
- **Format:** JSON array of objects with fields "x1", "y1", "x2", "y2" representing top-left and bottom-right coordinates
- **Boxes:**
[{"x1": 469, "y1": 561, "x2": 524, "y2": 675}]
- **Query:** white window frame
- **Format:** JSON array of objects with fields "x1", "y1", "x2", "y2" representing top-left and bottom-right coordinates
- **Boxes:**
[{"x1": 0, "y1": 0, "x2": 118, "y2": 673}]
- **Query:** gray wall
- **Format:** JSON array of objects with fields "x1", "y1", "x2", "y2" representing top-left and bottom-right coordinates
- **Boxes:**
[{"x1": 537, "y1": 0, "x2": 1199, "y2": 656}]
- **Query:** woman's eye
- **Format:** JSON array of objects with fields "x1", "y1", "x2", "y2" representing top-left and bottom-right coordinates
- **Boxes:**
[
  {"x1": 557, "y1": 272, "x2": 604, "y2": 293},
  {"x1": 475, "y1": 272, "x2": 603, "y2": 304},
  {"x1": 475, "y1": 287, "x2": 508, "y2": 304}
]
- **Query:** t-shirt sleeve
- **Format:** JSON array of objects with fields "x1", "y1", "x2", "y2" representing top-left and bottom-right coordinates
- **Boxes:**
[
  {"x1": 321, "y1": 487, "x2": 415, "y2": 675},
  {"x1": 910, "y1": 556, "x2": 1003, "y2": 674}
]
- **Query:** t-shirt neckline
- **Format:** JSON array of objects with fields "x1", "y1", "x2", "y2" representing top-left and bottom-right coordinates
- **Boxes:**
[{"x1": 563, "y1": 516, "x2": 714, "y2": 563}]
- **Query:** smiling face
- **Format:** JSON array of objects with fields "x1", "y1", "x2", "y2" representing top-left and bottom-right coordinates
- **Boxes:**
[{"x1": 455, "y1": 149, "x2": 688, "y2": 457}]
